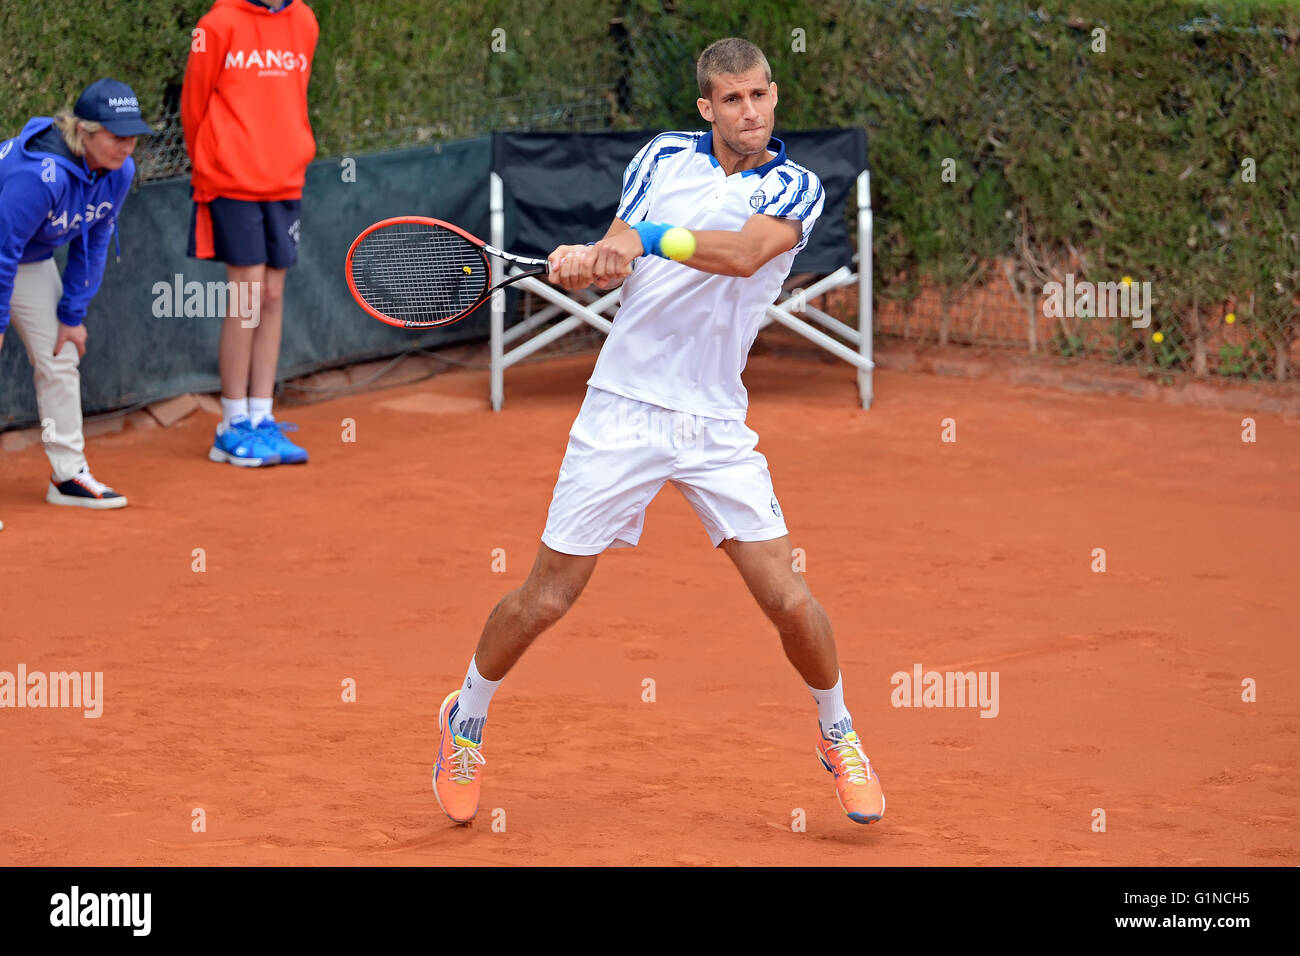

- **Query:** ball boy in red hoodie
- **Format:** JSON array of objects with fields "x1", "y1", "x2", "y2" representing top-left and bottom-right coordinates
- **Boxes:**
[{"x1": 182, "y1": 0, "x2": 318, "y2": 466}]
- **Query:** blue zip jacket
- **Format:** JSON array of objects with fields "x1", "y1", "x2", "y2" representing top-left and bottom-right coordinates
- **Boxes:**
[{"x1": 0, "y1": 117, "x2": 133, "y2": 335}]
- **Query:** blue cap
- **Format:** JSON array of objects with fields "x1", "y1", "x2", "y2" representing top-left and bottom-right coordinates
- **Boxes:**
[{"x1": 73, "y1": 78, "x2": 155, "y2": 136}]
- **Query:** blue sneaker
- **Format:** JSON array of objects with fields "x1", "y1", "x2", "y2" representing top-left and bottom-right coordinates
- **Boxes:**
[
  {"x1": 209, "y1": 417, "x2": 281, "y2": 467},
  {"x1": 254, "y1": 417, "x2": 309, "y2": 464}
]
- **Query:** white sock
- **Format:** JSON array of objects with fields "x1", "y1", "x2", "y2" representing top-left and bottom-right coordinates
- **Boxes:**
[
  {"x1": 248, "y1": 397, "x2": 273, "y2": 427},
  {"x1": 452, "y1": 656, "x2": 500, "y2": 743},
  {"x1": 221, "y1": 396, "x2": 249, "y2": 428},
  {"x1": 808, "y1": 672, "x2": 853, "y2": 736}
]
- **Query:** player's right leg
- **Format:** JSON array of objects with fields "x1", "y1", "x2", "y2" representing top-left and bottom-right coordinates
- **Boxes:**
[
  {"x1": 475, "y1": 543, "x2": 600, "y2": 678},
  {"x1": 434, "y1": 387, "x2": 674, "y2": 823},
  {"x1": 433, "y1": 543, "x2": 598, "y2": 824}
]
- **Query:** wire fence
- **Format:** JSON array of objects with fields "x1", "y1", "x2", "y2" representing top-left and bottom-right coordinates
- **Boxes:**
[{"x1": 861, "y1": 271, "x2": 1300, "y2": 385}]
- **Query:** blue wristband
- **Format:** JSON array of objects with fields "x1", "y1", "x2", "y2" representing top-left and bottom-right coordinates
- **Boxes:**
[{"x1": 631, "y1": 221, "x2": 673, "y2": 259}]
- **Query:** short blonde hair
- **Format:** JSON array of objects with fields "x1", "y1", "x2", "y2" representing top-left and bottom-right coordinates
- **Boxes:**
[
  {"x1": 696, "y1": 38, "x2": 772, "y2": 99},
  {"x1": 53, "y1": 111, "x2": 102, "y2": 158}
]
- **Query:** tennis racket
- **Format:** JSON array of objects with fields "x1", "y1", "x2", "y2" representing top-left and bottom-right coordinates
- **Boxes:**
[{"x1": 345, "y1": 216, "x2": 551, "y2": 329}]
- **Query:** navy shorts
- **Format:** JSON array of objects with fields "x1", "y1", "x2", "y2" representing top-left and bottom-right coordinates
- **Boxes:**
[{"x1": 188, "y1": 197, "x2": 301, "y2": 269}]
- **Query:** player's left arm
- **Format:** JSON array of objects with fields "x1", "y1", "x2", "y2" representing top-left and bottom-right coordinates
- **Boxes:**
[
  {"x1": 667, "y1": 214, "x2": 801, "y2": 278},
  {"x1": 584, "y1": 213, "x2": 800, "y2": 282}
]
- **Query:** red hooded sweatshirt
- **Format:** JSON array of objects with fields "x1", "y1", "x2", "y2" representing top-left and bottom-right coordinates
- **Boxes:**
[{"x1": 182, "y1": 0, "x2": 318, "y2": 202}]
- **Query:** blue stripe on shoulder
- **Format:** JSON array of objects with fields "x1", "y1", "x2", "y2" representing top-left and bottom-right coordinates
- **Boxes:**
[
  {"x1": 796, "y1": 180, "x2": 825, "y2": 220},
  {"x1": 620, "y1": 132, "x2": 699, "y2": 199},
  {"x1": 758, "y1": 170, "x2": 795, "y2": 215},
  {"x1": 619, "y1": 144, "x2": 687, "y2": 220},
  {"x1": 776, "y1": 170, "x2": 810, "y2": 218}
]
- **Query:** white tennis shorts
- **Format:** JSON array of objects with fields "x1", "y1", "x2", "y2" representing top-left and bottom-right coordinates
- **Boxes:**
[{"x1": 541, "y1": 387, "x2": 788, "y2": 555}]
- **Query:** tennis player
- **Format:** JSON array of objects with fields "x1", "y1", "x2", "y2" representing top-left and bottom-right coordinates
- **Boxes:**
[
  {"x1": 0, "y1": 78, "x2": 154, "y2": 515},
  {"x1": 182, "y1": 0, "x2": 318, "y2": 467},
  {"x1": 434, "y1": 37, "x2": 884, "y2": 827}
]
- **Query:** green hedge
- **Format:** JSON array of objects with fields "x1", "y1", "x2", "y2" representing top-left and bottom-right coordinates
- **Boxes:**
[
  {"x1": 3, "y1": 0, "x2": 1297, "y2": 376},
  {"x1": 0, "y1": 1, "x2": 618, "y2": 152},
  {"x1": 622, "y1": 0, "x2": 1300, "y2": 377}
]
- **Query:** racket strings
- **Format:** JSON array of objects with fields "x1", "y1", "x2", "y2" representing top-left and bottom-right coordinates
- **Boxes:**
[{"x1": 351, "y1": 224, "x2": 490, "y2": 325}]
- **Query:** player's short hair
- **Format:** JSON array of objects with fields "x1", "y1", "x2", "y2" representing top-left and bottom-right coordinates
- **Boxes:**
[
  {"x1": 53, "y1": 111, "x2": 102, "y2": 158},
  {"x1": 696, "y1": 38, "x2": 772, "y2": 99}
]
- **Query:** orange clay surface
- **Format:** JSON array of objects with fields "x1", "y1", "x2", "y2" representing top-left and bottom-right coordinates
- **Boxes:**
[{"x1": 1, "y1": 351, "x2": 1297, "y2": 866}]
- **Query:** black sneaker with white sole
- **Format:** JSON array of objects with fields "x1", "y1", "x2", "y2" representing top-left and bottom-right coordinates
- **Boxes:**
[{"x1": 46, "y1": 469, "x2": 128, "y2": 510}]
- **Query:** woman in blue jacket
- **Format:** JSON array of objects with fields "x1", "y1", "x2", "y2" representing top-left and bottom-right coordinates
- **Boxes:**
[{"x1": 0, "y1": 78, "x2": 153, "y2": 525}]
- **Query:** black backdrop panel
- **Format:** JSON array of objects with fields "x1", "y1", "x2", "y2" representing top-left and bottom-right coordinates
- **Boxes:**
[{"x1": 493, "y1": 128, "x2": 867, "y2": 274}]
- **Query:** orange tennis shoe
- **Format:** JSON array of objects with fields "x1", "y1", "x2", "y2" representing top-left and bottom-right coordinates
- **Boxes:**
[
  {"x1": 433, "y1": 690, "x2": 485, "y2": 824},
  {"x1": 816, "y1": 726, "x2": 885, "y2": 824}
]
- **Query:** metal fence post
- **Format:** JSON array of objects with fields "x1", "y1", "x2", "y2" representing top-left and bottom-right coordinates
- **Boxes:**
[
  {"x1": 490, "y1": 171, "x2": 506, "y2": 412},
  {"x1": 858, "y1": 170, "x2": 874, "y2": 410}
]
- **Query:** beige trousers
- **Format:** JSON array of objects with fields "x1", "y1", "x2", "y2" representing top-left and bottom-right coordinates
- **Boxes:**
[{"x1": 7, "y1": 258, "x2": 88, "y2": 481}]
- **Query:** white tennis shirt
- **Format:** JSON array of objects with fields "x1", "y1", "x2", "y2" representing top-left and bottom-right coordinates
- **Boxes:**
[{"x1": 586, "y1": 130, "x2": 825, "y2": 421}]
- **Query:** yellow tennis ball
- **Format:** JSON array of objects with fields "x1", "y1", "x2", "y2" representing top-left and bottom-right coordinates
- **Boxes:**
[
  {"x1": 1152, "y1": 331, "x2": 1165, "y2": 343},
  {"x1": 1121, "y1": 276, "x2": 1133, "y2": 286},
  {"x1": 1225, "y1": 312, "x2": 1236, "y2": 324},
  {"x1": 661, "y1": 227, "x2": 696, "y2": 261}
]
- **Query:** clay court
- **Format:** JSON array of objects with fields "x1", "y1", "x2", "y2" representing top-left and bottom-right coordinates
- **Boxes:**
[{"x1": 1, "y1": 351, "x2": 1296, "y2": 866}]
